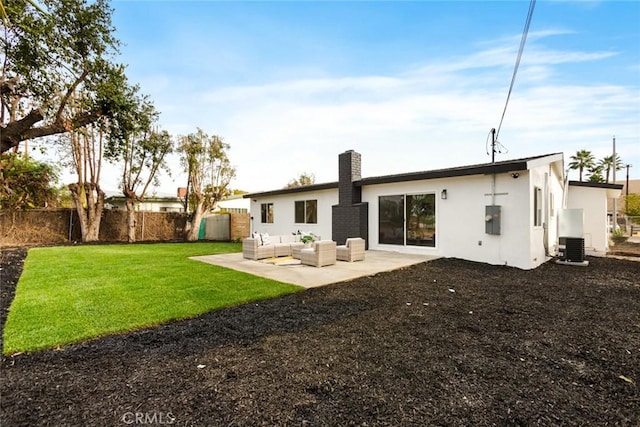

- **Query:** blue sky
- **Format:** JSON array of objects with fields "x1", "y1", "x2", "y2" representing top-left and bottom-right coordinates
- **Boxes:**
[{"x1": 101, "y1": 0, "x2": 639, "y2": 193}]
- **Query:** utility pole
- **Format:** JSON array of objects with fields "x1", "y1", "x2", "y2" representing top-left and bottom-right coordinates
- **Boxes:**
[
  {"x1": 612, "y1": 136, "x2": 617, "y2": 233},
  {"x1": 491, "y1": 128, "x2": 497, "y2": 163},
  {"x1": 626, "y1": 164, "x2": 632, "y2": 198}
]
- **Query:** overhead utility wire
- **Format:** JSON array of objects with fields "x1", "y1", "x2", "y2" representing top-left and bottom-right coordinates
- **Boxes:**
[{"x1": 495, "y1": 0, "x2": 536, "y2": 142}]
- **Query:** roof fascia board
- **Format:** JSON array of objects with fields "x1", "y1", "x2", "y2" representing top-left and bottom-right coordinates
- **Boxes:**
[
  {"x1": 568, "y1": 180, "x2": 623, "y2": 190},
  {"x1": 526, "y1": 153, "x2": 564, "y2": 170},
  {"x1": 358, "y1": 161, "x2": 529, "y2": 186},
  {"x1": 244, "y1": 182, "x2": 339, "y2": 199}
]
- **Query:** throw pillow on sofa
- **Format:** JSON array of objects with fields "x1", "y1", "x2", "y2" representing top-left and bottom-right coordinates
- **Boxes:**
[{"x1": 260, "y1": 233, "x2": 270, "y2": 246}]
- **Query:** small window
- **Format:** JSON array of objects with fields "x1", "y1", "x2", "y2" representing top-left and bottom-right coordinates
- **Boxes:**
[
  {"x1": 295, "y1": 200, "x2": 317, "y2": 224},
  {"x1": 261, "y1": 203, "x2": 273, "y2": 223},
  {"x1": 549, "y1": 192, "x2": 555, "y2": 217},
  {"x1": 534, "y1": 187, "x2": 542, "y2": 227}
]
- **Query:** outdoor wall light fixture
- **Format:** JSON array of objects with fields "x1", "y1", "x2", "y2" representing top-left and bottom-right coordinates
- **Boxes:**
[
  {"x1": 511, "y1": 172, "x2": 520, "y2": 179},
  {"x1": 441, "y1": 189, "x2": 447, "y2": 200}
]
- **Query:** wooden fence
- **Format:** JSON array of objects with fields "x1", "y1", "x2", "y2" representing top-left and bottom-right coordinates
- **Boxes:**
[{"x1": 0, "y1": 209, "x2": 250, "y2": 247}]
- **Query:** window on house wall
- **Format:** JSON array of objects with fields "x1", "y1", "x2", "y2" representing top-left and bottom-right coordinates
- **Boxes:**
[
  {"x1": 549, "y1": 192, "x2": 555, "y2": 217},
  {"x1": 261, "y1": 203, "x2": 273, "y2": 223},
  {"x1": 295, "y1": 200, "x2": 317, "y2": 224},
  {"x1": 534, "y1": 187, "x2": 542, "y2": 226}
]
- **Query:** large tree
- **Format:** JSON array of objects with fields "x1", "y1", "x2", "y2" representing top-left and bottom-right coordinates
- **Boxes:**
[
  {"x1": 179, "y1": 129, "x2": 235, "y2": 241},
  {"x1": 568, "y1": 150, "x2": 595, "y2": 182},
  {"x1": 1, "y1": 0, "x2": 129, "y2": 153},
  {"x1": 65, "y1": 124, "x2": 105, "y2": 242},
  {"x1": 119, "y1": 122, "x2": 173, "y2": 242}
]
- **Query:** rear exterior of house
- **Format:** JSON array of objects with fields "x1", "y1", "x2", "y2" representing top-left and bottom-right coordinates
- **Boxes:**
[{"x1": 245, "y1": 150, "x2": 616, "y2": 270}]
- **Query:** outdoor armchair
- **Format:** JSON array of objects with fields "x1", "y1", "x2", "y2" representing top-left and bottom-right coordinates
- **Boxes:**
[
  {"x1": 336, "y1": 237, "x2": 366, "y2": 262},
  {"x1": 300, "y1": 240, "x2": 337, "y2": 267}
]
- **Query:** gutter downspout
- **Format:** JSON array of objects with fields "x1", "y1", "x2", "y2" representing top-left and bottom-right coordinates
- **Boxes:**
[{"x1": 543, "y1": 170, "x2": 549, "y2": 256}]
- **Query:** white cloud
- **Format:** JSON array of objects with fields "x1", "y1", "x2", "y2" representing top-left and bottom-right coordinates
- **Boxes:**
[{"x1": 126, "y1": 30, "x2": 640, "y2": 193}]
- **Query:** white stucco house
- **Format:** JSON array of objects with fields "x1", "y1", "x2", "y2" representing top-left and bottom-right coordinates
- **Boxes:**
[
  {"x1": 213, "y1": 194, "x2": 250, "y2": 214},
  {"x1": 104, "y1": 193, "x2": 185, "y2": 212},
  {"x1": 244, "y1": 150, "x2": 622, "y2": 270}
]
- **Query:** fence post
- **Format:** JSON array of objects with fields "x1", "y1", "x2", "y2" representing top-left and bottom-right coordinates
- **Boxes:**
[{"x1": 68, "y1": 209, "x2": 73, "y2": 242}]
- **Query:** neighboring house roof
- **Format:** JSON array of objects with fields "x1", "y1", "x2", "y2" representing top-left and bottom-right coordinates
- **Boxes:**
[
  {"x1": 244, "y1": 152, "x2": 564, "y2": 198},
  {"x1": 105, "y1": 195, "x2": 183, "y2": 203},
  {"x1": 570, "y1": 180, "x2": 623, "y2": 203}
]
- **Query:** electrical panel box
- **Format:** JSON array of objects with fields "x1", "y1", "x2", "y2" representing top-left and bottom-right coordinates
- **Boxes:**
[{"x1": 485, "y1": 205, "x2": 501, "y2": 235}]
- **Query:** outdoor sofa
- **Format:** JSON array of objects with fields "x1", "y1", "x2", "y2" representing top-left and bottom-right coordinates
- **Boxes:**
[{"x1": 242, "y1": 233, "x2": 304, "y2": 260}]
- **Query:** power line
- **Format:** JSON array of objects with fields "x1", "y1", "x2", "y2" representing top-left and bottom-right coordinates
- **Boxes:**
[{"x1": 495, "y1": 0, "x2": 536, "y2": 142}]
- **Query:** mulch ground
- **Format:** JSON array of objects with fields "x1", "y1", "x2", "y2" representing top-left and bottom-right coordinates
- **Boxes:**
[{"x1": 1, "y1": 247, "x2": 639, "y2": 426}]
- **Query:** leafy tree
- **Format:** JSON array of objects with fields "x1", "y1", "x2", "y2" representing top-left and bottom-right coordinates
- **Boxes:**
[
  {"x1": 54, "y1": 183, "x2": 73, "y2": 208},
  {"x1": 64, "y1": 124, "x2": 106, "y2": 242},
  {"x1": 568, "y1": 150, "x2": 595, "y2": 182},
  {"x1": 106, "y1": 86, "x2": 173, "y2": 242},
  {"x1": 120, "y1": 127, "x2": 173, "y2": 242},
  {"x1": 0, "y1": 152, "x2": 58, "y2": 209},
  {"x1": 286, "y1": 172, "x2": 316, "y2": 188},
  {"x1": 1, "y1": 0, "x2": 131, "y2": 153},
  {"x1": 625, "y1": 194, "x2": 640, "y2": 217},
  {"x1": 179, "y1": 129, "x2": 235, "y2": 241}
]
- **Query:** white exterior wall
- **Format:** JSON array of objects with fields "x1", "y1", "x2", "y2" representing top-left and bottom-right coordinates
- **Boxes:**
[
  {"x1": 248, "y1": 189, "x2": 338, "y2": 240},
  {"x1": 567, "y1": 186, "x2": 609, "y2": 256},
  {"x1": 216, "y1": 197, "x2": 250, "y2": 212},
  {"x1": 546, "y1": 165, "x2": 565, "y2": 256},
  {"x1": 246, "y1": 155, "x2": 566, "y2": 270},
  {"x1": 362, "y1": 162, "x2": 564, "y2": 270},
  {"x1": 362, "y1": 173, "x2": 540, "y2": 269},
  {"x1": 107, "y1": 199, "x2": 184, "y2": 212},
  {"x1": 527, "y1": 162, "x2": 565, "y2": 267}
]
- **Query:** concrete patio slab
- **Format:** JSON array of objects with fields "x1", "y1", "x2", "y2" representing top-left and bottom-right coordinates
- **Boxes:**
[{"x1": 191, "y1": 251, "x2": 440, "y2": 288}]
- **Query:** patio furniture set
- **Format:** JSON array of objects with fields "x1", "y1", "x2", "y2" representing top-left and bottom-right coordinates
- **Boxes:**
[{"x1": 242, "y1": 234, "x2": 365, "y2": 267}]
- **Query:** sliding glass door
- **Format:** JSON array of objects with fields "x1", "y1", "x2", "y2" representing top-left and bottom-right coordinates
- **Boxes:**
[
  {"x1": 379, "y1": 193, "x2": 436, "y2": 247},
  {"x1": 379, "y1": 195, "x2": 404, "y2": 245},
  {"x1": 406, "y1": 194, "x2": 436, "y2": 247}
]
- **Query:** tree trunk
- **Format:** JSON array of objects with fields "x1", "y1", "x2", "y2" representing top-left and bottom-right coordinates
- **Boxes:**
[
  {"x1": 125, "y1": 197, "x2": 137, "y2": 243},
  {"x1": 68, "y1": 182, "x2": 104, "y2": 242},
  {"x1": 185, "y1": 201, "x2": 206, "y2": 242}
]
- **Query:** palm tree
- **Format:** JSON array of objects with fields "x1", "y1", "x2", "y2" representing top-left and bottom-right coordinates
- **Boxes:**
[
  {"x1": 587, "y1": 165, "x2": 605, "y2": 183},
  {"x1": 569, "y1": 150, "x2": 595, "y2": 182},
  {"x1": 598, "y1": 155, "x2": 623, "y2": 183},
  {"x1": 599, "y1": 156, "x2": 613, "y2": 183}
]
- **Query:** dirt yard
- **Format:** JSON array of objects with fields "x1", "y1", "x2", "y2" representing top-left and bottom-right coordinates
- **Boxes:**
[{"x1": 1, "y1": 247, "x2": 639, "y2": 426}]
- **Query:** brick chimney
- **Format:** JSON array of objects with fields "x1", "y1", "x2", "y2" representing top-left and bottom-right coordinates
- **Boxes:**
[
  {"x1": 338, "y1": 150, "x2": 362, "y2": 206},
  {"x1": 332, "y1": 150, "x2": 368, "y2": 246}
]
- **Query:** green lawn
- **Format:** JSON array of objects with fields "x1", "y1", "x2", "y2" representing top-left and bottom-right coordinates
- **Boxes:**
[{"x1": 3, "y1": 243, "x2": 301, "y2": 355}]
